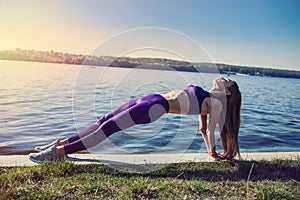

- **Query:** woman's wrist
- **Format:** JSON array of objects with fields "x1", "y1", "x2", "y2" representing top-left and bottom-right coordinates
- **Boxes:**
[{"x1": 209, "y1": 146, "x2": 217, "y2": 157}]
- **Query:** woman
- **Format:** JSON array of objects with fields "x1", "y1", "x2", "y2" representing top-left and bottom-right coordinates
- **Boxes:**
[{"x1": 29, "y1": 77, "x2": 242, "y2": 162}]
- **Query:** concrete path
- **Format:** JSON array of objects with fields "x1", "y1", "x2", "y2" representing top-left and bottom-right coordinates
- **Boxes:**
[{"x1": 0, "y1": 152, "x2": 299, "y2": 167}]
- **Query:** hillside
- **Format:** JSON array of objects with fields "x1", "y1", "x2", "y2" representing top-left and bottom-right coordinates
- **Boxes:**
[{"x1": 1, "y1": 49, "x2": 299, "y2": 78}]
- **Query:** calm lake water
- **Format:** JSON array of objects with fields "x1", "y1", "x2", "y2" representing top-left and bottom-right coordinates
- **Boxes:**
[{"x1": 0, "y1": 60, "x2": 299, "y2": 155}]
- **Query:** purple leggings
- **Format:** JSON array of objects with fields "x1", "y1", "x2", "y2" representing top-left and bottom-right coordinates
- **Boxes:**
[{"x1": 64, "y1": 94, "x2": 169, "y2": 154}]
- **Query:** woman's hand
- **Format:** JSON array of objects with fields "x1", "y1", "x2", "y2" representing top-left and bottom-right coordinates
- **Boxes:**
[
  {"x1": 210, "y1": 152, "x2": 234, "y2": 161},
  {"x1": 209, "y1": 147, "x2": 225, "y2": 161},
  {"x1": 209, "y1": 151, "x2": 222, "y2": 161}
]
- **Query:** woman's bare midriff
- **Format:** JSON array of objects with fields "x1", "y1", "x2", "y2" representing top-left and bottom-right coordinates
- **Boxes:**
[
  {"x1": 161, "y1": 90, "x2": 190, "y2": 114},
  {"x1": 161, "y1": 90, "x2": 210, "y2": 115}
]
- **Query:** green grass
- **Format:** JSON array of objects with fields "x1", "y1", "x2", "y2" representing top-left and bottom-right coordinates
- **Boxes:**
[{"x1": 1, "y1": 158, "x2": 299, "y2": 199}]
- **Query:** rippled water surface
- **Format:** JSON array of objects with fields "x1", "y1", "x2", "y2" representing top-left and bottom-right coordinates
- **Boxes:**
[{"x1": 1, "y1": 60, "x2": 299, "y2": 154}]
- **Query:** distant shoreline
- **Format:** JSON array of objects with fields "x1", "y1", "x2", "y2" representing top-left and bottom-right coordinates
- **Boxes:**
[{"x1": 1, "y1": 49, "x2": 299, "y2": 79}]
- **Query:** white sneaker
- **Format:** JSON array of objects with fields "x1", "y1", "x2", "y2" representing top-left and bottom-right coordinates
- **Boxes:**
[
  {"x1": 29, "y1": 146, "x2": 65, "y2": 163},
  {"x1": 35, "y1": 139, "x2": 60, "y2": 152}
]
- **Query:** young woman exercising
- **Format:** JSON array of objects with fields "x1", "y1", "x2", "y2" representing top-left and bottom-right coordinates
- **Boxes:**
[{"x1": 29, "y1": 77, "x2": 242, "y2": 162}]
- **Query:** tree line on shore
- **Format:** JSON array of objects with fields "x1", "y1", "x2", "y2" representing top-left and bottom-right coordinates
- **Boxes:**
[{"x1": 1, "y1": 49, "x2": 299, "y2": 78}]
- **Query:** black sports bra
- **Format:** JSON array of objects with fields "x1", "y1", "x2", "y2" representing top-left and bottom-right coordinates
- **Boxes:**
[{"x1": 183, "y1": 85, "x2": 210, "y2": 114}]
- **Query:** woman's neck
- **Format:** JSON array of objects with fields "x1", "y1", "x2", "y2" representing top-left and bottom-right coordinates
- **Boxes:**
[{"x1": 209, "y1": 89, "x2": 226, "y2": 98}]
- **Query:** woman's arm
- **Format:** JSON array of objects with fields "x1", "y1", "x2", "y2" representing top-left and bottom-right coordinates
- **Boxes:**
[
  {"x1": 199, "y1": 115, "x2": 209, "y2": 152},
  {"x1": 199, "y1": 115, "x2": 207, "y2": 134},
  {"x1": 206, "y1": 98, "x2": 222, "y2": 154}
]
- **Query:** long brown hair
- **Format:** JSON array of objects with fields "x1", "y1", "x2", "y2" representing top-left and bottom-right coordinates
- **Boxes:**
[{"x1": 220, "y1": 81, "x2": 242, "y2": 159}]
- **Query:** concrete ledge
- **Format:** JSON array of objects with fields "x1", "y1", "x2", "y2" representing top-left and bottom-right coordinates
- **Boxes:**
[{"x1": 0, "y1": 152, "x2": 299, "y2": 167}]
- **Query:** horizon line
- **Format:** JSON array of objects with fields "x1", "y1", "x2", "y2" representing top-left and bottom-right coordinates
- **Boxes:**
[{"x1": 1, "y1": 47, "x2": 299, "y2": 72}]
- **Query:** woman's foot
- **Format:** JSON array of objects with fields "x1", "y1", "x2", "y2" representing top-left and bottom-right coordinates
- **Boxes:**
[
  {"x1": 35, "y1": 139, "x2": 61, "y2": 152},
  {"x1": 29, "y1": 146, "x2": 65, "y2": 163}
]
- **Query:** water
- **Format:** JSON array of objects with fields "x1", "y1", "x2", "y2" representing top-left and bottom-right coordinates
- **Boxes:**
[{"x1": 1, "y1": 60, "x2": 300, "y2": 155}]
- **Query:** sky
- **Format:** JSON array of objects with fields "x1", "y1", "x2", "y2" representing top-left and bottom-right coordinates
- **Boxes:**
[{"x1": 0, "y1": 0, "x2": 299, "y2": 70}]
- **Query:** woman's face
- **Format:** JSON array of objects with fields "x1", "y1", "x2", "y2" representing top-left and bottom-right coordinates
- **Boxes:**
[{"x1": 213, "y1": 77, "x2": 234, "y2": 91}]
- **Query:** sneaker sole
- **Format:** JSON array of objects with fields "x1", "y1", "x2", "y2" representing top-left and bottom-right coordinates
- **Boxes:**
[{"x1": 29, "y1": 155, "x2": 66, "y2": 163}]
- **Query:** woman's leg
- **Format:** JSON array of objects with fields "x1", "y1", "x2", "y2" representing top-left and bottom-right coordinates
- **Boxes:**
[
  {"x1": 64, "y1": 94, "x2": 169, "y2": 154},
  {"x1": 66, "y1": 98, "x2": 138, "y2": 143}
]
